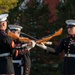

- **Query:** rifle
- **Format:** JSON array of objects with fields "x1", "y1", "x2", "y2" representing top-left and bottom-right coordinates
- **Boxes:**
[
  {"x1": 36, "y1": 28, "x2": 63, "y2": 44},
  {"x1": 8, "y1": 31, "x2": 31, "y2": 42},
  {"x1": 21, "y1": 32, "x2": 53, "y2": 45},
  {"x1": 8, "y1": 28, "x2": 63, "y2": 44},
  {"x1": 20, "y1": 32, "x2": 37, "y2": 40}
]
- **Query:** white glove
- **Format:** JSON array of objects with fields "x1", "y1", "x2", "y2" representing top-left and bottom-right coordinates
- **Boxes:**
[
  {"x1": 31, "y1": 40, "x2": 36, "y2": 48},
  {"x1": 37, "y1": 43, "x2": 47, "y2": 50},
  {"x1": 26, "y1": 40, "x2": 36, "y2": 51},
  {"x1": 37, "y1": 43, "x2": 55, "y2": 52},
  {"x1": 45, "y1": 41, "x2": 52, "y2": 45},
  {"x1": 21, "y1": 43, "x2": 28, "y2": 47}
]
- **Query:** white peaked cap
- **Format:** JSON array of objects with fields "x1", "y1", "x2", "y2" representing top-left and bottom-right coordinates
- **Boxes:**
[
  {"x1": 65, "y1": 20, "x2": 75, "y2": 26},
  {"x1": 0, "y1": 14, "x2": 8, "y2": 22},
  {"x1": 8, "y1": 25, "x2": 23, "y2": 31}
]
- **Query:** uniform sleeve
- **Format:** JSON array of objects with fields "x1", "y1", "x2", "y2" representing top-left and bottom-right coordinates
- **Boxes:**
[
  {"x1": 55, "y1": 39, "x2": 64, "y2": 55},
  {"x1": 5, "y1": 36, "x2": 15, "y2": 54}
]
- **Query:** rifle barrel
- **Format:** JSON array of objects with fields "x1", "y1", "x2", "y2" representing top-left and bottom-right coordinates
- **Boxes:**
[{"x1": 20, "y1": 32, "x2": 37, "y2": 40}]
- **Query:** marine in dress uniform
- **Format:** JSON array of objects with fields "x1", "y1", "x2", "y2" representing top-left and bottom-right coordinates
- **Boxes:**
[
  {"x1": 8, "y1": 25, "x2": 35, "y2": 75},
  {"x1": 0, "y1": 14, "x2": 15, "y2": 75},
  {"x1": 37, "y1": 20, "x2": 75, "y2": 75}
]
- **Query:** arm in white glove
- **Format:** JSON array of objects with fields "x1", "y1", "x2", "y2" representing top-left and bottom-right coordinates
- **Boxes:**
[
  {"x1": 45, "y1": 41, "x2": 52, "y2": 45},
  {"x1": 26, "y1": 40, "x2": 36, "y2": 51},
  {"x1": 37, "y1": 43, "x2": 55, "y2": 53}
]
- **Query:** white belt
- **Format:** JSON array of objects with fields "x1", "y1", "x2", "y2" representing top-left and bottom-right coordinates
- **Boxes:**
[
  {"x1": 12, "y1": 60, "x2": 22, "y2": 65},
  {"x1": 0, "y1": 53, "x2": 10, "y2": 57},
  {"x1": 65, "y1": 54, "x2": 75, "y2": 57}
]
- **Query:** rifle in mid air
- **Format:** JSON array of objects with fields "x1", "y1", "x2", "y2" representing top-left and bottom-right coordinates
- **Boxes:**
[{"x1": 8, "y1": 28, "x2": 63, "y2": 44}]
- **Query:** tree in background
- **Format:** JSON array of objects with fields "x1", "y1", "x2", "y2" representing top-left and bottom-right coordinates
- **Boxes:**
[
  {"x1": 22, "y1": 1, "x2": 51, "y2": 38},
  {"x1": 8, "y1": 0, "x2": 24, "y2": 24},
  {"x1": 9, "y1": 0, "x2": 52, "y2": 39},
  {"x1": 0, "y1": 0, "x2": 18, "y2": 14},
  {"x1": 56, "y1": 0, "x2": 75, "y2": 28}
]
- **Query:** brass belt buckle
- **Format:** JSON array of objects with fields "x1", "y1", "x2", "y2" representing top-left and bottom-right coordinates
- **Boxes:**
[{"x1": 68, "y1": 54, "x2": 70, "y2": 57}]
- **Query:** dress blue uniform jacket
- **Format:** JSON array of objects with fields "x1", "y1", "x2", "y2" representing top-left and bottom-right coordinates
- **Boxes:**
[
  {"x1": 55, "y1": 35, "x2": 75, "y2": 74},
  {"x1": 0, "y1": 30, "x2": 15, "y2": 74}
]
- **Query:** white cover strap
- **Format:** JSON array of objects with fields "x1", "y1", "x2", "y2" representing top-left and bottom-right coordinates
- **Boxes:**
[{"x1": 65, "y1": 54, "x2": 75, "y2": 57}]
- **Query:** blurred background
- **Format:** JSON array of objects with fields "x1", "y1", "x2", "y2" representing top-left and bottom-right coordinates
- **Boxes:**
[{"x1": 0, "y1": 0, "x2": 75, "y2": 75}]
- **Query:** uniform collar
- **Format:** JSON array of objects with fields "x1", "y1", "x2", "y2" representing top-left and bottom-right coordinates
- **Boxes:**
[{"x1": 70, "y1": 35, "x2": 75, "y2": 39}]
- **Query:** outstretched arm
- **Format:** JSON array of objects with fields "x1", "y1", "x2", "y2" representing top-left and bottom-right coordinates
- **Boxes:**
[{"x1": 37, "y1": 43, "x2": 55, "y2": 53}]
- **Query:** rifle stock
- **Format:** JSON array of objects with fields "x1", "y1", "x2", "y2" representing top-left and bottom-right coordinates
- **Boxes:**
[
  {"x1": 36, "y1": 28, "x2": 63, "y2": 44},
  {"x1": 8, "y1": 31, "x2": 31, "y2": 42}
]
